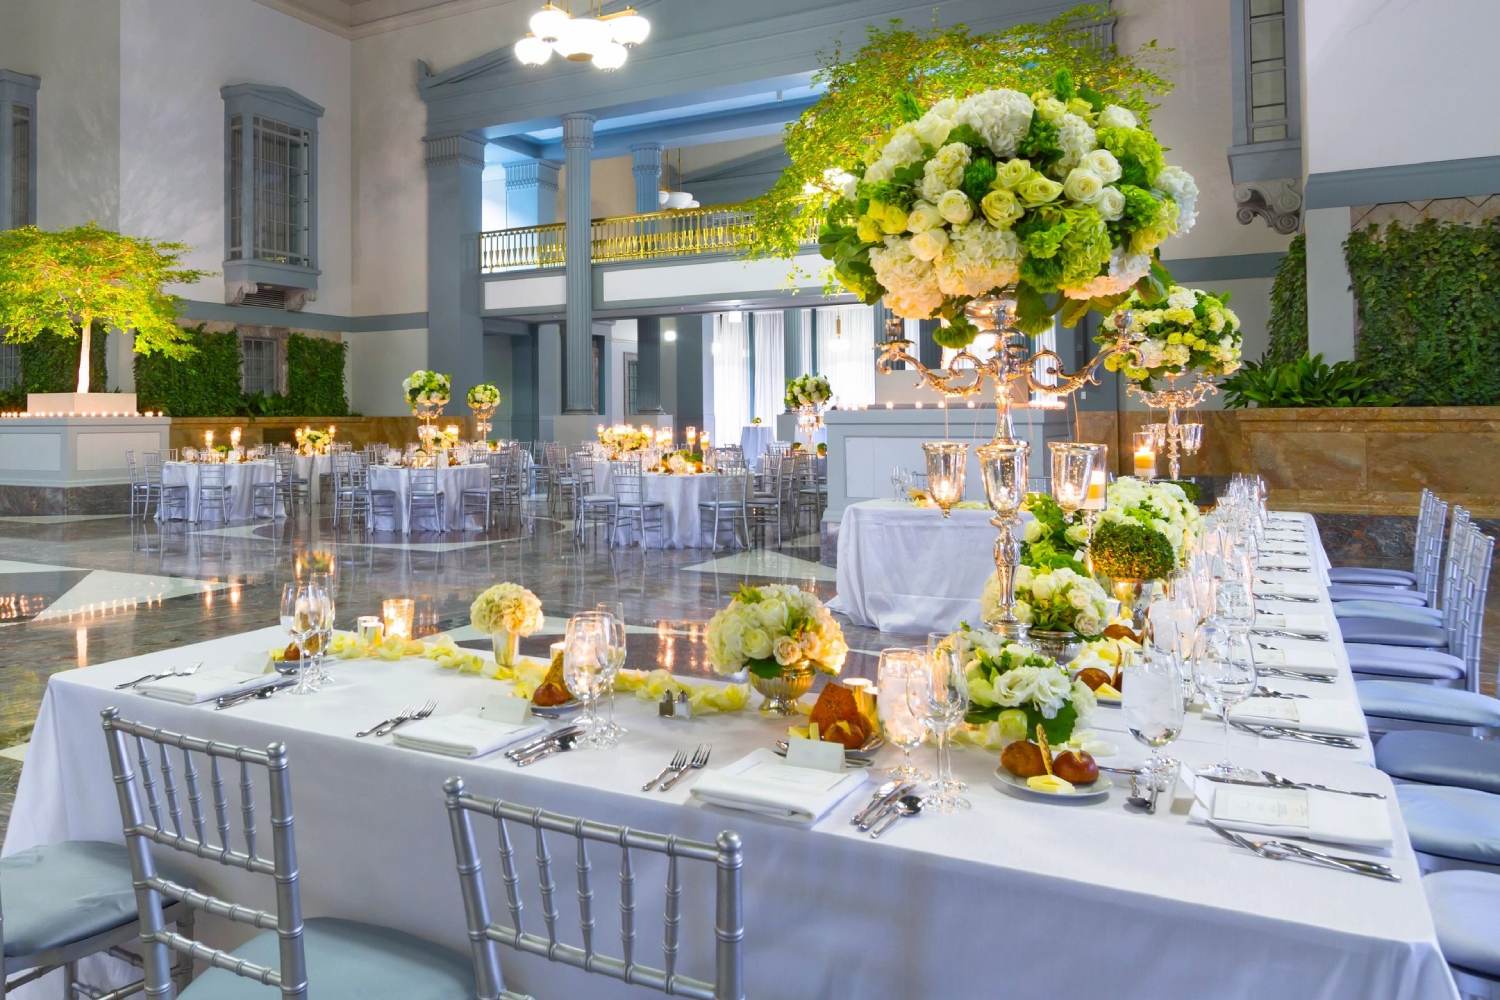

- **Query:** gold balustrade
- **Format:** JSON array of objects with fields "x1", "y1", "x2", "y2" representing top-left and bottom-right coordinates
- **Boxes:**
[{"x1": 478, "y1": 203, "x2": 814, "y2": 273}]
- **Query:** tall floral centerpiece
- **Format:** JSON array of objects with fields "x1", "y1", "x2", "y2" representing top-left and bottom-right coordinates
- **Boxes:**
[
  {"x1": 598, "y1": 424, "x2": 653, "y2": 460},
  {"x1": 1100, "y1": 286, "x2": 1242, "y2": 477},
  {"x1": 403, "y1": 369, "x2": 451, "y2": 443},
  {"x1": 470, "y1": 582, "x2": 545, "y2": 671},
  {"x1": 956, "y1": 627, "x2": 1096, "y2": 745},
  {"x1": 295, "y1": 427, "x2": 332, "y2": 457},
  {"x1": 705, "y1": 584, "x2": 848, "y2": 714},
  {"x1": 785, "y1": 374, "x2": 833, "y2": 448},
  {"x1": 1088, "y1": 476, "x2": 1200, "y2": 621},
  {"x1": 467, "y1": 383, "x2": 501, "y2": 441}
]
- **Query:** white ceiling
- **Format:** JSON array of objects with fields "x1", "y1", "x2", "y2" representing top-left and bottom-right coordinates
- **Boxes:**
[{"x1": 254, "y1": 0, "x2": 518, "y2": 38}]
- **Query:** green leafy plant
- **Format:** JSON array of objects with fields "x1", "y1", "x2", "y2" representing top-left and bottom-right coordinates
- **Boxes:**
[
  {"x1": 0, "y1": 223, "x2": 206, "y2": 393},
  {"x1": 286, "y1": 334, "x2": 348, "y2": 417},
  {"x1": 16, "y1": 327, "x2": 109, "y2": 397},
  {"x1": 1088, "y1": 517, "x2": 1174, "y2": 581},
  {"x1": 1221, "y1": 353, "x2": 1397, "y2": 409},
  {"x1": 1020, "y1": 492, "x2": 1089, "y2": 573},
  {"x1": 1264, "y1": 233, "x2": 1307, "y2": 365},
  {"x1": 1345, "y1": 218, "x2": 1500, "y2": 405},
  {"x1": 134, "y1": 326, "x2": 242, "y2": 416}
]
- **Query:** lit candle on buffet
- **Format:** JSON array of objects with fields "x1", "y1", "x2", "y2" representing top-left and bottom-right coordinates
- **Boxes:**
[
  {"x1": 229, "y1": 426, "x2": 242, "y2": 449},
  {"x1": 1133, "y1": 446, "x2": 1156, "y2": 479},
  {"x1": 686, "y1": 426, "x2": 697, "y2": 447},
  {"x1": 1084, "y1": 469, "x2": 1107, "y2": 511}
]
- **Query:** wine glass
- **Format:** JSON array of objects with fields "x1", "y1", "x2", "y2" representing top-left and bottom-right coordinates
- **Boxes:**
[
  {"x1": 563, "y1": 612, "x2": 612, "y2": 746},
  {"x1": 1214, "y1": 577, "x2": 1254, "y2": 635},
  {"x1": 594, "y1": 601, "x2": 628, "y2": 744},
  {"x1": 908, "y1": 632, "x2": 970, "y2": 813},
  {"x1": 277, "y1": 583, "x2": 302, "y2": 679},
  {"x1": 306, "y1": 573, "x2": 336, "y2": 688},
  {"x1": 1193, "y1": 622, "x2": 1258, "y2": 777},
  {"x1": 287, "y1": 580, "x2": 325, "y2": 695},
  {"x1": 926, "y1": 631, "x2": 970, "y2": 793},
  {"x1": 1123, "y1": 646, "x2": 1185, "y2": 790},
  {"x1": 877, "y1": 648, "x2": 929, "y2": 782}
]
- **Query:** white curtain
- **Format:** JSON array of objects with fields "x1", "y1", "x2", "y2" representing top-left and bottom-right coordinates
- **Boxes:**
[
  {"x1": 814, "y1": 305, "x2": 876, "y2": 408},
  {"x1": 751, "y1": 311, "x2": 785, "y2": 424},
  {"x1": 710, "y1": 312, "x2": 750, "y2": 442}
]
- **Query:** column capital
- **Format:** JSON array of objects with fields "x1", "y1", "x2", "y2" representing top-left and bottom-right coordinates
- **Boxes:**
[
  {"x1": 561, "y1": 113, "x2": 596, "y2": 149},
  {"x1": 505, "y1": 159, "x2": 561, "y2": 192},
  {"x1": 423, "y1": 131, "x2": 486, "y2": 169}
]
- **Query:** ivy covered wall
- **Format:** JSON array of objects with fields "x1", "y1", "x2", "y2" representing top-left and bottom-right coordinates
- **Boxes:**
[
  {"x1": 0, "y1": 326, "x2": 108, "y2": 409},
  {"x1": 134, "y1": 326, "x2": 349, "y2": 417}
]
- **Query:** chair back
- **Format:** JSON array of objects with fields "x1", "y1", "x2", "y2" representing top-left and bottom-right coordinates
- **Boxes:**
[
  {"x1": 199, "y1": 464, "x2": 227, "y2": 494},
  {"x1": 1411, "y1": 488, "x2": 1440, "y2": 578},
  {"x1": 412, "y1": 467, "x2": 440, "y2": 496},
  {"x1": 1438, "y1": 507, "x2": 1473, "y2": 625},
  {"x1": 145, "y1": 452, "x2": 165, "y2": 485},
  {"x1": 99, "y1": 709, "x2": 307, "y2": 999},
  {"x1": 569, "y1": 453, "x2": 597, "y2": 492},
  {"x1": 126, "y1": 450, "x2": 142, "y2": 486},
  {"x1": 611, "y1": 461, "x2": 644, "y2": 504},
  {"x1": 443, "y1": 777, "x2": 744, "y2": 1000},
  {"x1": 714, "y1": 470, "x2": 749, "y2": 505},
  {"x1": 1457, "y1": 528, "x2": 1495, "y2": 692},
  {"x1": 1415, "y1": 491, "x2": 1448, "y2": 603}
]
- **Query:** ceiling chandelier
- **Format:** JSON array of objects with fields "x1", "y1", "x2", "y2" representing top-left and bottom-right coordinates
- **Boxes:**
[{"x1": 514, "y1": 2, "x2": 650, "y2": 71}]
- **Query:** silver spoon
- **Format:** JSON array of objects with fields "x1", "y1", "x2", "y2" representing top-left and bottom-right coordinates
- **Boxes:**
[
  {"x1": 515, "y1": 731, "x2": 581, "y2": 766},
  {"x1": 869, "y1": 794, "x2": 923, "y2": 839},
  {"x1": 1125, "y1": 773, "x2": 1155, "y2": 812}
]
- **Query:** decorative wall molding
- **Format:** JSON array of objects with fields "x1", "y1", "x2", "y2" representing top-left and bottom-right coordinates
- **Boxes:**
[
  {"x1": 504, "y1": 159, "x2": 560, "y2": 191},
  {"x1": 1351, "y1": 195, "x2": 1500, "y2": 230},
  {"x1": 179, "y1": 300, "x2": 428, "y2": 333},
  {"x1": 1234, "y1": 179, "x2": 1303, "y2": 235},
  {"x1": 1304, "y1": 156, "x2": 1500, "y2": 210},
  {"x1": 423, "y1": 131, "x2": 487, "y2": 169}
]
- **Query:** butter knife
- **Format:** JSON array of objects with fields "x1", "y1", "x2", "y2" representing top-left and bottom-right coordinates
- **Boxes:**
[
  {"x1": 857, "y1": 783, "x2": 913, "y2": 832},
  {"x1": 214, "y1": 679, "x2": 295, "y2": 710}
]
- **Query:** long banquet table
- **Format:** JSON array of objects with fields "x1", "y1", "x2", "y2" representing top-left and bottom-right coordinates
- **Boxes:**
[{"x1": 4, "y1": 514, "x2": 1459, "y2": 1000}]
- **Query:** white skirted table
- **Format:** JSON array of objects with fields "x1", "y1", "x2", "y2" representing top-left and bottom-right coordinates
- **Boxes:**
[
  {"x1": 593, "y1": 462, "x2": 735, "y2": 549},
  {"x1": 157, "y1": 460, "x2": 280, "y2": 523},
  {"x1": 366, "y1": 464, "x2": 489, "y2": 533},
  {"x1": 4, "y1": 518, "x2": 1457, "y2": 1000},
  {"x1": 829, "y1": 499, "x2": 1010, "y2": 635},
  {"x1": 738, "y1": 424, "x2": 776, "y2": 467},
  {"x1": 293, "y1": 453, "x2": 333, "y2": 504}
]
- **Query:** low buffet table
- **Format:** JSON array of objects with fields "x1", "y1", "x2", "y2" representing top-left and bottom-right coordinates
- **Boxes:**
[{"x1": 3, "y1": 514, "x2": 1457, "y2": 1000}]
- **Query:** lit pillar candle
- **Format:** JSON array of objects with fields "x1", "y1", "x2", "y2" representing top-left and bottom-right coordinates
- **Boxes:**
[
  {"x1": 204, "y1": 430, "x2": 214, "y2": 450},
  {"x1": 1084, "y1": 469, "x2": 1107, "y2": 511},
  {"x1": 229, "y1": 426, "x2": 242, "y2": 449},
  {"x1": 1133, "y1": 446, "x2": 1157, "y2": 479}
]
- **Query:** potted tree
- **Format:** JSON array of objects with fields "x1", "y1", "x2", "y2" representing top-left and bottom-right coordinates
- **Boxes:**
[{"x1": 0, "y1": 223, "x2": 205, "y2": 414}]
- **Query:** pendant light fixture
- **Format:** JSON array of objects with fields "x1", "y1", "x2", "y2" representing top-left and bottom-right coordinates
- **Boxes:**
[{"x1": 515, "y1": 2, "x2": 649, "y2": 70}]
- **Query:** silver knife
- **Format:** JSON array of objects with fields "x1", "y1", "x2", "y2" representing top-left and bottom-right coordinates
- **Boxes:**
[
  {"x1": 505, "y1": 726, "x2": 581, "y2": 760},
  {"x1": 214, "y1": 679, "x2": 295, "y2": 709},
  {"x1": 857, "y1": 783, "x2": 913, "y2": 832}
]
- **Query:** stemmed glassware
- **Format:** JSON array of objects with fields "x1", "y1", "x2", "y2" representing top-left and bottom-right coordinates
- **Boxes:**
[
  {"x1": 876, "y1": 648, "x2": 930, "y2": 782},
  {"x1": 1123, "y1": 646, "x2": 1185, "y2": 790},
  {"x1": 281, "y1": 579, "x2": 330, "y2": 695},
  {"x1": 908, "y1": 632, "x2": 971, "y2": 813},
  {"x1": 1193, "y1": 622, "x2": 1258, "y2": 777},
  {"x1": 594, "y1": 601, "x2": 628, "y2": 743},
  {"x1": 563, "y1": 611, "x2": 614, "y2": 747}
]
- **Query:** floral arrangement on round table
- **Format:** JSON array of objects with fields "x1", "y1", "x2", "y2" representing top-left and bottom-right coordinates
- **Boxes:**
[
  {"x1": 954, "y1": 627, "x2": 1096, "y2": 744},
  {"x1": 1099, "y1": 285, "x2": 1243, "y2": 386},
  {"x1": 470, "y1": 582, "x2": 545, "y2": 670},
  {"x1": 818, "y1": 70, "x2": 1197, "y2": 346},
  {"x1": 467, "y1": 383, "x2": 501, "y2": 409},
  {"x1": 296, "y1": 427, "x2": 332, "y2": 457},
  {"x1": 599, "y1": 424, "x2": 652, "y2": 459},
  {"x1": 403, "y1": 369, "x2": 451, "y2": 413},
  {"x1": 656, "y1": 450, "x2": 702, "y2": 475},
  {"x1": 705, "y1": 583, "x2": 848, "y2": 714},
  {"x1": 982, "y1": 564, "x2": 1109, "y2": 661},
  {"x1": 785, "y1": 373, "x2": 833, "y2": 411}
]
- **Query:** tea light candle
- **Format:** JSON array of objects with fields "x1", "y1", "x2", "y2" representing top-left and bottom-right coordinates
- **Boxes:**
[
  {"x1": 1084, "y1": 469, "x2": 1107, "y2": 511},
  {"x1": 356, "y1": 615, "x2": 384, "y2": 644},
  {"x1": 381, "y1": 598, "x2": 415, "y2": 640},
  {"x1": 1133, "y1": 446, "x2": 1157, "y2": 479}
]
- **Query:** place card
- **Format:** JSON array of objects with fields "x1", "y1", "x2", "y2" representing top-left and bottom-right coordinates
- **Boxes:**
[
  {"x1": 1212, "y1": 785, "x2": 1310, "y2": 829},
  {"x1": 1234, "y1": 698, "x2": 1300, "y2": 722},
  {"x1": 783, "y1": 734, "x2": 846, "y2": 773},
  {"x1": 477, "y1": 692, "x2": 532, "y2": 724}
]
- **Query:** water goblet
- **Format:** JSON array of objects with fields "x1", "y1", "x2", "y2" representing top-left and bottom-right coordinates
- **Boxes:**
[
  {"x1": 1193, "y1": 623, "x2": 1258, "y2": 777},
  {"x1": 877, "y1": 648, "x2": 930, "y2": 782},
  {"x1": 563, "y1": 611, "x2": 613, "y2": 746},
  {"x1": 594, "y1": 601, "x2": 628, "y2": 744},
  {"x1": 1123, "y1": 646, "x2": 1185, "y2": 791},
  {"x1": 909, "y1": 632, "x2": 971, "y2": 812}
]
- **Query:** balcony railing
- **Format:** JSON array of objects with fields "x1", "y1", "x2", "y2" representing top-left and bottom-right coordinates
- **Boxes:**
[{"x1": 478, "y1": 203, "x2": 814, "y2": 274}]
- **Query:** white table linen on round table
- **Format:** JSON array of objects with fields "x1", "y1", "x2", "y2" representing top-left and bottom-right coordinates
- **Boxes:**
[
  {"x1": 158, "y1": 461, "x2": 279, "y2": 523},
  {"x1": 829, "y1": 499, "x2": 1014, "y2": 635},
  {"x1": 591, "y1": 464, "x2": 733, "y2": 549},
  {"x1": 5, "y1": 516, "x2": 1459, "y2": 1000},
  {"x1": 738, "y1": 425, "x2": 776, "y2": 467},
  {"x1": 293, "y1": 453, "x2": 333, "y2": 503},
  {"x1": 366, "y1": 464, "x2": 488, "y2": 533}
]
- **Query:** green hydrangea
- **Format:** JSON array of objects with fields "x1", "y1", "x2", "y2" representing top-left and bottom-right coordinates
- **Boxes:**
[
  {"x1": 1015, "y1": 205, "x2": 1112, "y2": 293},
  {"x1": 1096, "y1": 125, "x2": 1165, "y2": 188}
]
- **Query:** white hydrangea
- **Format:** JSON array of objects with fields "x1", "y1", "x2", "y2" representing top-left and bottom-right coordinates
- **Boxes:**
[
  {"x1": 920, "y1": 142, "x2": 972, "y2": 203},
  {"x1": 1099, "y1": 104, "x2": 1138, "y2": 129},
  {"x1": 1060, "y1": 247, "x2": 1152, "y2": 300},
  {"x1": 934, "y1": 221, "x2": 1021, "y2": 297},
  {"x1": 953, "y1": 88, "x2": 1035, "y2": 157},
  {"x1": 1167, "y1": 287, "x2": 1197, "y2": 310},
  {"x1": 1154, "y1": 166, "x2": 1199, "y2": 235},
  {"x1": 870, "y1": 236, "x2": 945, "y2": 319},
  {"x1": 1055, "y1": 113, "x2": 1097, "y2": 173}
]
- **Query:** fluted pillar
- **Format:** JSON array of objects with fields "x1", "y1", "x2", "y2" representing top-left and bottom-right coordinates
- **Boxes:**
[
  {"x1": 782, "y1": 308, "x2": 806, "y2": 380},
  {"x1": 630, "y1": 142, "x2": 663, "y2": 215},
  {"x1": 424, "y1": 131, "x2": 485, "y2": 414},
  {"x1": 562, "y1": 113, "x2": 596, "y2": 413}
]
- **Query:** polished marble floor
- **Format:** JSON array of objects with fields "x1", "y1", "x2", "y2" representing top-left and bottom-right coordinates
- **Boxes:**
[{"x1": 0, "y1": 503, "x2": 1494, "y2": 836}]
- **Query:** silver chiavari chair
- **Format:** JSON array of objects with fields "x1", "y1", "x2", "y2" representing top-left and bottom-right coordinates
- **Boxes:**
[
  {"x1": 272, "y1": 452, "x2": 309, "y2": 514},
  {"x1": 611, "y1": 459, "x2": 665, "y2": 549},
  {"x1": 126, "y1": 450, "x2": 152, "y2": 520},
  {"x1": 99, "y1": 710, "x2": 475, "y2": 999},
  {"x1": 410, "y1": 466, "x2": 447, "y2": 532},
  {"x1": 571, "y1": 453, "x2": 616, "y2": 547},
  {"x1": 443, "y1": 777, "x2": 744, "y2": 1000},
  {"x1": 461, "y1": 457, "x2": 494, "y2": 531},
  {"x1": 196, "y1": 464, "x2": 232, "y2": 525},
  {"x1": 697, "y1": 470, "x2": 750, "y2": 552},
  {"x1": 146, "y1": 452, "x2": 188, "y2": 522}
]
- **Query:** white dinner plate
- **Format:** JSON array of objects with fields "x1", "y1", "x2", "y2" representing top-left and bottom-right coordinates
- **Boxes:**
[{"x1": 991, "y1": 767, "x2": 1111, "y2": 803}]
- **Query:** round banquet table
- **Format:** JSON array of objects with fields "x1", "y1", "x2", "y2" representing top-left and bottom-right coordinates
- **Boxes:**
[
  {"x1": 367, "y1": 464, "x2": 489, "y2": 533},
  {"x1": 591, "y1": 463, "x2": 734, "y2": 549},
  {"x1": 293, "y1": 453, "x2": 333, "y2": 503},
  {"x1": 828, "y1": 499, "x2": 1023, "y2": 635},
  {"x1": 738, "y1": 424, "x2": 776, "y2": 467},
  {"x1": 158, "y1": 460, "x2": 279, "y2": 523}
]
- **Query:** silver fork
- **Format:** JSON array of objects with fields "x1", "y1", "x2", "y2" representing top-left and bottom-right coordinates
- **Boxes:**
[
  {"x1": 1255, "y1": 664, "x2": 1335, "y2": 684},
  {"x1": 1231, "y1": 721, "x2": 1357, "y2": 749},
  {"x1": 357, "y1": 704, "x2": 414, "y2": 738},
  {"x1": 1260, "y1": 769, "x2": 1387, "y2": 800},
  {"x1": 659, "y1": 744, "x2": 712, "y2": 791},
  {"x1": 1206, "y1": 821, "x2": 1399, "y2": 881},
  {"x1": 1253, "y1": 627, "x2": 1329, "y2": 642},
  {"x1": 1253, "y1": 686, "x2": 1309, "y2": 700},
  {"x1": 643, "y1": 750, "x2": 688, "y2": 792},
  {"x1": 115, "y1": 661, "x2": 203, "y2": 690},
  {"x1": 373, "y1": 699, "x2": 437, "y2": 737}
]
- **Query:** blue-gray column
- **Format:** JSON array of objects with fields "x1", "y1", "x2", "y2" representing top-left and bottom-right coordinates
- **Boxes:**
[
  {"x1": 562, "y1": 113, "x2": 596, "y2": 414},
  {"x1": 505, "y1": 159, "x2": 560, "y2": 227},
  {"x1": 782, "y1": 308, "x2": 806, "y2": 380},
  {"x1": 918, "y1": 319, "x2": 942, "y2": 369},
  {"x1": 630, "y1": 142, "x2": 663, "y2": 215},
  {"x1": 424, "y1": 131, "x2": 486, "y2": 415},
  {"x1": 636, "y1": 316, "x2": 664, "y2": 412}
]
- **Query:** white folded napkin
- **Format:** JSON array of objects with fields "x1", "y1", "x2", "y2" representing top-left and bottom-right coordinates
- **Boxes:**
[
  {"x1": 1229, "y1": 697, "x2": 1366, "y2": 737},
  {"x1": 690, "y1": 748, "x2": 867, "y2": 825},
  {"x1": 139, "y1": 660, "x2": 278, "y2": 704},
  {"x1": 1253, "y1": 582, "x2": 1319, "y2": 602},
  {"x1": 1189, "y1": 776, "x2": 1393, "y2": 849},
  {"x1": 1252, "y1": 641, "x2": 1340, "y2": 676},
  {"x1": 1255, "y1": 612, "x2": 1330, "y2": 635},
  {"x1": 1258, "y1": 553, "x2": 1312, "y2": 570},
  {"x1": 1267, "y1": 513, "x2": 1306, "y2": 525},
  {"x1": 392, "y1": 713, "x2": 544, "y2": 758}
]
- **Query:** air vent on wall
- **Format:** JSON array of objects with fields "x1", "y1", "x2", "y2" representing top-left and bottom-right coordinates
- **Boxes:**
[{"x1": 241, "y1": 285, "x2": 288, "y2": 309}]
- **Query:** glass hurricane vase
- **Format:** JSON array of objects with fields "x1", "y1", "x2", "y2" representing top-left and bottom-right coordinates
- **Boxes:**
[{"x1": 492, "y1": 629, "x2": 520, "y2": 671}]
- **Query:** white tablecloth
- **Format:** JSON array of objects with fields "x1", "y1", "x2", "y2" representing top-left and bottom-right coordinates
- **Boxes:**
[
  {"x1": 293, "y1": 453, "x2": 333, "y2": 503},
  {"x1": 738, "y1": 425, "x2": 776, "y2": 467},
  {"x1": 367, "y1": 464, "x2": 488, "y2": 533},
  {"x1": 158, "y1": 461, "x2": 279, "y2": 523},
  {"x1": 4, "y1": 515, "x2": 1458, "y2": 999},
  {"x1": 592, "y1": 464, "x2": 734, "y2": 549},
  {"x1": 829, "y1": 499, "x2": 1011, "y2": 635}
]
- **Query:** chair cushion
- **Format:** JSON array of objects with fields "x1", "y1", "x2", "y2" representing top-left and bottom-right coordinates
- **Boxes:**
[
  {"x1": 1377, "y1": 730, "x2": 1500, "y2": 795},
  {"x1": 1339, "y1": 618, "x2": 1447, "y2": 648},
  {"x1": 1327, "y1": 583, "x2": 1428, "y2": 606},
  {"x1": 1347, "y1": 644, "x2": 1465, "y2": 682},
  {"x1": 581, "y1": 494, "x2": 616, "y2": 503},
  {"x1": 1358, "y1": 681, "x2": 1500, "y2": 728},
  {"x1": 1397, "y1": 785, "x2": 1500, "y2": 865},
  {"x1": 1328, "y1": 566, "x2": 1418, "y2": 586},
  {"x1": 1333, "y1": 600, "x2": 1443, "y2": 625},
  {"x1": 179, "y1": 917, "x2": 473, "y2": 1000},
  {"x1": 1, "y1": 841, "x2": 140, "y2": 957},
  {"x1": 1424, "y1": 870, "x2": 1500, "y2": 978}
]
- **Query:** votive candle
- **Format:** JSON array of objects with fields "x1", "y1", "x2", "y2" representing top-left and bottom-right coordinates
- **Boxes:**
[
  {"x1": 381, "y1": 598, "x2": 415, "y2": 640},
  {"x1": 1133, "y1": 447, "x2": 1156, "y2": 479},
  {"x1": 1084, "y1": 469, "x2": 1108, "y2": 511}
]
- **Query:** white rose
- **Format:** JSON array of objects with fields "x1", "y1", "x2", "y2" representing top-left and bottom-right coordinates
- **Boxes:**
[
  {"x1": 1031, "y1": 575, "x2": 1056, "y2": 602},
  {"x1": 1035, "y1": 96, "x2": 1066, "y2": 122},
  {"x1": 741, "y1": 627, "x2": 772, "y2": 661},
  {"x1": 1013, "y1": 601, "x2": 1034, "y2": 625},
  {"x1": 1095, "y1": 187, "x2": 1126, "y2": 222},
  {"x1": 1063, "y1": 167, "x2": 1104, "y2": 204},
  {"x1": 936, "y1": 190, "x2": 973, "y2": 225},
  {"x1": 1167, "y1": 287, "x2": 1197, "y2": 310},
  {"x1": 907, "y1": 201, "x2": 944, "y2": 233},
  {"x1": 1068, "y1": 587, "x2": 1091, "y2": 610},
  {"x1": 1082, "y1": 149, "x2": 1122, "y2": 184},
  {"x1": 914, "y1": 113, "x2": 954, "y2": 149},
  {"x1": 773, "y1": 635, "x2": 800, "y2": 666},
  {"x1": 1022, "y1": 519, "x2": 1044, "y2": 543},
  {"x1": 1099, "y1": 105, "x2": 1138, "y2": 129},
  {"x1": 1014, "y1": 564, "x2": 1034, "y2": 588},
  {"x1": 910, "y1": 228, "x2": 949, "y2": 262}
]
